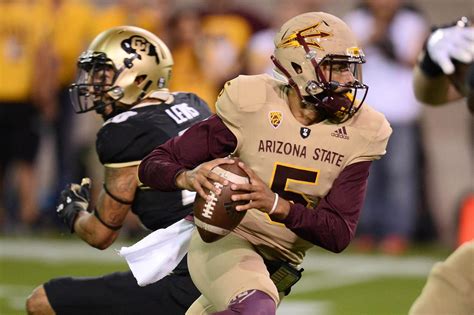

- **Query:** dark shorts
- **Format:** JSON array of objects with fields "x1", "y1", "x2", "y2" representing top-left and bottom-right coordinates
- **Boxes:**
[
  {"x1": 0, "y1": 103, "x2": 40, "y2": 166},
  {"x1": 44, "y1": 257, "x2": 200, "y2": 315}
]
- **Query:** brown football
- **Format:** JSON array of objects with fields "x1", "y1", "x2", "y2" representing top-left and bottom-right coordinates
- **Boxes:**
[{"x1": 193, "y1": 158, "x2": 249, "y2": 243}]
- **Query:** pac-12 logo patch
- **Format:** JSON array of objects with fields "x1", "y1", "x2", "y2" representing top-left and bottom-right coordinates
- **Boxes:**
[
  {"x1": 269, "y1": 111, "x2": 282, "y2": 128},
  {"x1": 300, "y1": 127, "x2": 311, "y2": 139}
]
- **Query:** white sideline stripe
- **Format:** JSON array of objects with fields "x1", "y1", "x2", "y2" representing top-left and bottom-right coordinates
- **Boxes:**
[
  {"x1": 0, "y1": 238, "x2": 125, "y2": 263},
  {"x1": 302, "y1": 253, "x2": 437, "y2": 275},
  {"x1": 292, "y1": 254, "x2": 436, "y2": 294}
]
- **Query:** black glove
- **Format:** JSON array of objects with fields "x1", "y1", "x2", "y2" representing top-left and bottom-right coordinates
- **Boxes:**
[{"x1": 56, "y1": 178, "x2": 91, "y2": 233}]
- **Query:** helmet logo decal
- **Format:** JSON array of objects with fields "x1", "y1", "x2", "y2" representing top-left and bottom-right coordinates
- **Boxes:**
[
  {"x1": 269, "y1": 111, "x2": 283, "y2": 128},
  {"x1": 121, "y1": 35, "x2": 160, "y2": 64},
  {"x1": 277, "y1": 22, "x2": 332, "y2": 51}
]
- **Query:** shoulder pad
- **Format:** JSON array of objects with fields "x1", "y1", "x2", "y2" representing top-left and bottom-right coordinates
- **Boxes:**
[
  {"x1": 216, "y1": 75, "x2": 268, "y2": 114},
  {"x1": 96, "y1": 123, "x2": 136, "y2": 165},
  {"x1": 349, "y1": 104, "x2": 392, "y2": 161},
  {"x1": 349, "y1": 105, "x2": 388, "y2": 136}
]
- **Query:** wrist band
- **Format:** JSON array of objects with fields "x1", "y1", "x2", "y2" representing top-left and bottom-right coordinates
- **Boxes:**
[
  {"x1": 419, "y1": 49, "x2": 444, "y2": 77},
  {"x1": 269, "y1": 193, "x2": 279, "y2": 215}
]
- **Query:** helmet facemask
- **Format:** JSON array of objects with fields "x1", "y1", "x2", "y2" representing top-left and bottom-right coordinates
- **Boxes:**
[
  {"x1": 69, "y1": 51, "x2": 124, "y2": 119},
  {"x1": 272, "y1": 13, "x2": 368, "y2": 123}
]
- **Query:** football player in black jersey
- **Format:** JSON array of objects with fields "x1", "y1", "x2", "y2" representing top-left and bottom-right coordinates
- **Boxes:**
[{"x1": 26, "y1": 26, "x2": 211, "y2": 315}]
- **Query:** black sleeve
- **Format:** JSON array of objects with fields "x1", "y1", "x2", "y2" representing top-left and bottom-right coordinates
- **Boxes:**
[{"x1": 96, "y1": 120, "x2": 169, "y2": 165}]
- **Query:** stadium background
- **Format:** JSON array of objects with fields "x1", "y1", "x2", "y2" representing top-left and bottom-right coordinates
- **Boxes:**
[{"x1": 1, "y1": 0, "x2": 473, "y2": 314}]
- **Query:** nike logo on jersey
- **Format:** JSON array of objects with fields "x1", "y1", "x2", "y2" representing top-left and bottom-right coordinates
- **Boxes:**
[
  {"x1": 331, "y1": 126, "x2": 349, "y2": 140},
  {"x1": 166, "y1": 103, "x2": 200, "y2": 124}
]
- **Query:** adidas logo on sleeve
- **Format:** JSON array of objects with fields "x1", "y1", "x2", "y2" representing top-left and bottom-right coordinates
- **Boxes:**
[{"x1": 331, "y1": 126, "x2": 349, "y2": 140}]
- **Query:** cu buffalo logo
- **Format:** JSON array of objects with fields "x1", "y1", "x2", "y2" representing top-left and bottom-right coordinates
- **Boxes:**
[
  {"x1": 121, "y1": 35, "x2": 160, "y2": 65},
  {"x1": 269, "y1": 111, "x2": 282, "y2": 128}
]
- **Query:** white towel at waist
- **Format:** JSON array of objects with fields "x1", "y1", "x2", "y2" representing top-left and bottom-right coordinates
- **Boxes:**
[{"x1": 118, "y1": 218, "x2": 194, "y2": 286}]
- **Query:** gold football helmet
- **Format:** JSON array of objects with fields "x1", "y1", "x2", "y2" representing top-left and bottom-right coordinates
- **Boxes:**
[
  {"x1": 272, "y1": 12, "x2": 368, "y2": 123},
  {"x1": 69, "y1": 26, "x2": 173, "y2": 118}
]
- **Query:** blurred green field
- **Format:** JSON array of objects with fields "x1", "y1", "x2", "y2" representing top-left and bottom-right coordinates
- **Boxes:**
[{"x1": 0, "y1": 236, "x2": 450, "y2": 315}]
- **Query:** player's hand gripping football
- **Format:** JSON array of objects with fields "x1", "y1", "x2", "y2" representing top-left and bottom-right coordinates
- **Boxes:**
[
  {"x1": 427, "y1": 19, "x2": 474, "y2": 75},
  {"x1": 56, "y1": 178, "x2": 91, "y2": 233},
  {"x1": 176, "y1": 158, "x2": 235, "y2": 200},
  {"x1": 230, "y1": 161, "x2": 286, "y2": 217}
]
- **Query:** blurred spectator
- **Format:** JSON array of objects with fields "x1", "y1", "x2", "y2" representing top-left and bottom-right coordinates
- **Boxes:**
[
  {"x1": 168, "y1": 7, "x2": 220, "y2": 111},
  {"x1": 92, "y1": 0, "x2": 173, "y2": 42},
  {"x1": 0, "y1": 0, "x2": 55, "y2": 232},
  {"x1": 245, "y1": 0, "x2": 328, "y2": 75},
  {"x1": 39, "y1": 0, "x2": 97, "y2": 222},
  {"x1": 198, "y1": 0, "x2": 268, "y2": 88},
  {"x1": 344, "y1": 0, "x2": 429, "y2": 254}
]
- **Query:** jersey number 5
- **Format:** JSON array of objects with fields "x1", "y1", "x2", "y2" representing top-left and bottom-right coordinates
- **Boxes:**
[{"x1": 270, "y1": 163, "x2": 319, "y2": 208}]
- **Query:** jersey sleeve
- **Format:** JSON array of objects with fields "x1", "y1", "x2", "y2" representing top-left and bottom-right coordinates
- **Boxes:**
[
  {"x1": 96, "y1": 122, "x2": 144, "y2": 167},
  {"x1": 96, "y1": 112, "x2": 168, "y2": 167}
]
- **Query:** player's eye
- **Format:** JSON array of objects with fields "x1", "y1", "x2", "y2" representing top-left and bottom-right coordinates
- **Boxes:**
[{"x1": 332, "y1": 63, "x2": 350, "y2": 72}]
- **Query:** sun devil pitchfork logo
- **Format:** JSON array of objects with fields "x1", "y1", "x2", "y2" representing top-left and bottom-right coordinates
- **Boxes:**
[{"x1": 269, "y1": 111, "x2": 282, "y2": 128}]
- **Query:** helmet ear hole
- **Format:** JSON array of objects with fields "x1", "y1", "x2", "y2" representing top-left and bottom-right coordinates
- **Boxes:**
[
  {"x1": 291, "y1": 62, "x2": 303, "y2": 74},
  {"x1": 135, "y1": 74, "x2": 147, "y2": 85}
]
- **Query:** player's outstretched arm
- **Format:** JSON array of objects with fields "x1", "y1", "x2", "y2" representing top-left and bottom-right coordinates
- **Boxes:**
[
  {"x1": 414, "y1": 20, "x2": 474, "y2": 105},
  {"x1": 57, "y1": 166, "x2": 137, "y2": 249}
]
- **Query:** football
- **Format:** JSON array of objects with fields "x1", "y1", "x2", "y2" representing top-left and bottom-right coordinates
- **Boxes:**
[{"x1": 193, "y1": 158, "x2": 250, "y2": 243}]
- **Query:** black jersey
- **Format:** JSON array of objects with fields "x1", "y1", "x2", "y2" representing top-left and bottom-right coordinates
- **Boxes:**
[{"x1": 96, "y1": 92, "x2": 211, "y2": 230}]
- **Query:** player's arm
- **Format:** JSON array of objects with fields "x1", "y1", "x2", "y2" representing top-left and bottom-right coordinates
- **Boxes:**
[
  {"x1": 230, "y1": 160, "x2": 371, "y2": 253},
  {"x1": 414, "y1": 20, "x2": 474, "y2": 105},
  {"x1": 414, "y1": 57, "x2": 463, "y2": 105},
  {"x1": 75, "y1": 166, "x2": 137, "y2": 249},
  {"x1": 57, "y1": 166, "x2": 137, "y2": 250},
  {"x1": 139, "y1": 115, "x2": 237, "y2": 193},
  {"x1": 274, "y1": 161, "x2": 371, "y2": 253}
]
